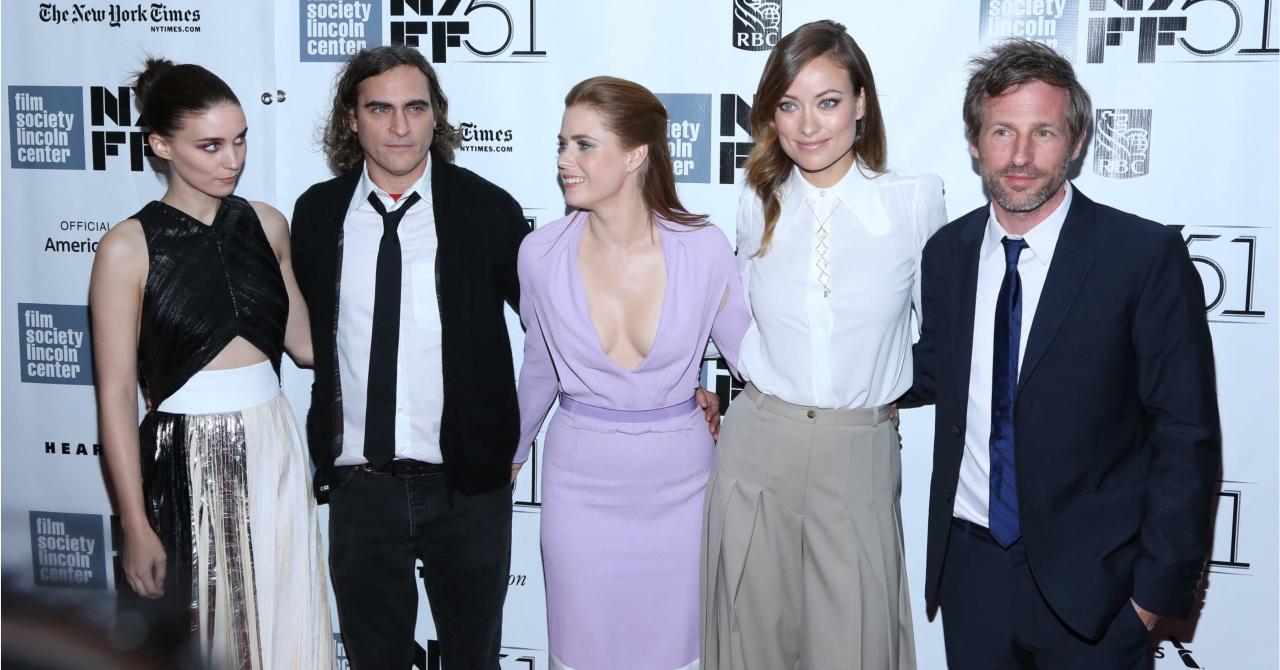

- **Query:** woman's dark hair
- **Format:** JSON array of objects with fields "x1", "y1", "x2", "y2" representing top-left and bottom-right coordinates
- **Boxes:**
[
  {"x1": 323, "y1": 45, "x2": 459, "y2": 175},
  {"x1": 564, "y1": 76, "x2": 705, "y2": 226},
  {"x1": 744, "y1": 20, "x2": 886, "y2": 256},
  {"x1": 132, "y1": 57, "x2": 239, "y2": 138}
]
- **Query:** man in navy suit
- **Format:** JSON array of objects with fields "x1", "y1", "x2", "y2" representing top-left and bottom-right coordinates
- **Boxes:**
[{"x1": 911, "y1": 39, "x2": 1220, "y2": 669}]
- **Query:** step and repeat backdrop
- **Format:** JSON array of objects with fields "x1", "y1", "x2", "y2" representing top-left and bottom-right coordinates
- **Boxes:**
[{"x1": 3, "y1": 1, "x2": 1277, "y2": 668}]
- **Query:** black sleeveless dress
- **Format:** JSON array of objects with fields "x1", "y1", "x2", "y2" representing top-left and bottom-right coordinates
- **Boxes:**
[{"x1": 127, "y1": 196, "x2": 332, "y2": 668}]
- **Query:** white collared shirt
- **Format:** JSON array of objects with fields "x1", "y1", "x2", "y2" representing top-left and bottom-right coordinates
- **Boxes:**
[
  {"x1": 955, "y1": 182, "x2": 1074, "y2": 527},
  {"x1": 335, "y1": 157, "x2": 445, "y2": 465},
  {"x1": 737, "y1": 165, "x2": 947, "y2": 409}
]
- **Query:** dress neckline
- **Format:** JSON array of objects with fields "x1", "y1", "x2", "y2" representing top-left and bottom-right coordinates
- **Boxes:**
[
  {"x1": 151, "y1": 197, "x2": 232, "y2": 229},
  {"x1": 567, "y1": 212, "x2": 674, "y2": 375}
]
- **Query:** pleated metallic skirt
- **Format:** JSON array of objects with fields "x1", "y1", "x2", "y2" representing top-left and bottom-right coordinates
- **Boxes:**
[{"x1": 140, "y1": 361, "x2": 332, "y2": 669}]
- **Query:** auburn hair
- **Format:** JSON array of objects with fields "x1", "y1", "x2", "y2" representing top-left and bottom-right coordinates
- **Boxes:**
[{"x1": 565, "y1": 76, "x2": 706, "y2": 226}]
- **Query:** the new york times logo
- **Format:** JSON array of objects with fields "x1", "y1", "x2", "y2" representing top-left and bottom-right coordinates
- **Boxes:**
[
  {"x1": 390, "y1": 0, "x2": 547, "y2": 63},
  {"x1": 732, "y1": 0, "x2": 783, "y2": 51},
  {"x1": 30, "y1": 511, "x2": 107, "y2": 589},
  {"x1": 39, "y1": 3, "x2": 202, "y2": 32},
  {"x1": 1086, "y1": 0, "x2": 1279, "y2": 63},
  {"x1": 1093, "y1": 109, "x2": 1150, "y2": 178},
  {"x1": 657, "y1": 94, "x2": 711, "y2": 183},
  {"x1": 719, "y1": 93, "x2": 755, "y2": 184},
  {"x1": 456, "y1": 122, "x2": 514, "y2": 153},
  {"x1": 299, "y1": 0, "x2": 380, "y2": 61},
  {"x1": 18, "y1": 303, "x2": 93, "y2": 385},
  {"x1": 979, "y1": 0, "x2": 1081, "y2": 61},
  {"x1": 8, "y1": 87, "x2": 84, "y2": 170}
]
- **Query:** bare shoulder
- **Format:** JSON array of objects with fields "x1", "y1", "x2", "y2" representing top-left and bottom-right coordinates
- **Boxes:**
[
  {"x1": 96, "y1": 218, "x2": 147, "y2": 262},
  {"x1": 249, "y1": 200, "x2": 290, "y2": 253}
]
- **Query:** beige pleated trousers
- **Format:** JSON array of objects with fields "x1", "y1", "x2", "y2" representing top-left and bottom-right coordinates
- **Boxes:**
[{"x1": 702, "y1": 384, "x2": 916, "y2": 670}]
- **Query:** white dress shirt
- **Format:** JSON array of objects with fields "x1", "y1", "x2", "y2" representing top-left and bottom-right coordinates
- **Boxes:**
[
  {"x1": 954, "y1": 183, "x2": 1074, "y2": 527},
  {"x1": 737, "y1": 165, "x2": 947, "y2": 409},
  {"x1": 335, "y1": 157, "x2": 446, "y2": 465}
]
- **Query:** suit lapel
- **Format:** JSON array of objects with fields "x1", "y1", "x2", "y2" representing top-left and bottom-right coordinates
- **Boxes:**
[
  {"x1": 1016, "y1": 190, "x2": 1098, "y2": 394},
  {"x1": 951, "y1": 209, "x2": 987, "y2": 402}
]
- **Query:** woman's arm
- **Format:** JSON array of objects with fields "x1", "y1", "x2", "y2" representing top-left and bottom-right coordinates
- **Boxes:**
[
  {"x1": 254, "y1": 201, "x2": 313, "y2": 367},
  {"x1": 512, "y1": 240, "x2": 559, "y2": 477},
  {"x1": 90, "y1": 219, "x2": 166, "y2": 598},
  {"x1": 710, "y1": 229, "x2": 752, "y2": 380}
]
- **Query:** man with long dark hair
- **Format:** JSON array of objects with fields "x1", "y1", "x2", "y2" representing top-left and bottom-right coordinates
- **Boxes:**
[{"x1": 290, "y1": 45, "x2": 528, "y2": 669}]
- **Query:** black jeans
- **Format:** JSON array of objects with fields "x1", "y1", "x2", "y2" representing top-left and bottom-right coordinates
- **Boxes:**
[
  {"x1": 939, "y1": 518, "x2": 1153, "y2": 670},
  {"x1": 328, "y1": 465, "x2": 512, "y2": 670}
]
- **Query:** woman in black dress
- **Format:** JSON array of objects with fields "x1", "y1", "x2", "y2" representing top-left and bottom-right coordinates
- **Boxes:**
[{"x1": 91, "y1": 58, "x2": 331, "y2": 668}]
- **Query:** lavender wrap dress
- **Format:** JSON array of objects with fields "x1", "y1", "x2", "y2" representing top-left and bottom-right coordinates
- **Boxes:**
[{"x1": 516, "y1": 212, "x2": 750, "y2": 670}]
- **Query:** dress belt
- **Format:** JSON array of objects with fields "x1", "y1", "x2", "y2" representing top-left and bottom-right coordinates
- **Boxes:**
[{"x1": 558, "y1": 394, "x2": 700, "y2": 423}]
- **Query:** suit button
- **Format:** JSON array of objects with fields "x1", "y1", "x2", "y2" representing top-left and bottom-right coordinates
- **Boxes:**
[
  {"x1": 806, "y1": 409, "x2": 816, "y2": 419},
  {"x1": 944, "y1": 492, "x2": 952, "y2": 501},
  {"x1": 952, "y1": 425, "x2": 962, "y2": 437}
]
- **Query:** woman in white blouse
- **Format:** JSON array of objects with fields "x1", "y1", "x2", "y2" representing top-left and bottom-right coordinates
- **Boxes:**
[{"x1": 701, "y1": 20, "x2": 946, "y2": 670}]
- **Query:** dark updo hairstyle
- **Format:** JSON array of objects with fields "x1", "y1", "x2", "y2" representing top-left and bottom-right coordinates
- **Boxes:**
[
  {"x1": 745, "y1": 20, "x2": 886, "y2": 256},
  {"x1": 564, "y1": 76, "x2": 705, "y2": 227},
  {"x1": 132, "y1": 57, "x2": 240, "y2": 139}
]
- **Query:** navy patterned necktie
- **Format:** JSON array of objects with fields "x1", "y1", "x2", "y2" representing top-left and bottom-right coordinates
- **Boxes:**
[
  {"x1": 989, "y1": 236, "x2": 1028, "y2": 548},
  {"x1": 364, "y1": 191, "x2": 421, "y2": 469}
]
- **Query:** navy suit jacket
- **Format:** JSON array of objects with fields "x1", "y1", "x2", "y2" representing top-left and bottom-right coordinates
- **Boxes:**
[{"x1": 910, "y1": 187, "x2": 1220, "y2": 641}]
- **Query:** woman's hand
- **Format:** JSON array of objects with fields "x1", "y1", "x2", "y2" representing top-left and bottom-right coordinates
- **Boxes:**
[
  {"x1": 123, "y1": 525, "x2": 167, "y2": 598},
  {"x1": 696, "y1": 387, "x2": 722, "y2": 440}
]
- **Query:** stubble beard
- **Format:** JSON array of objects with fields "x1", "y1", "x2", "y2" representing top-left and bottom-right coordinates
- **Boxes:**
[{"x1": 983, "y1": 151, "x2": 1072, "y2": 214}]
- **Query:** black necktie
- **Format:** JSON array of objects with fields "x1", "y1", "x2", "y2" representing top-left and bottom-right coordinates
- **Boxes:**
[
  {"x1": 364, "y1": 191, "x2": 421, "y2": 469},
  {"x1": 989, "y1": 236, "x2": 1028, "y2": 547}
]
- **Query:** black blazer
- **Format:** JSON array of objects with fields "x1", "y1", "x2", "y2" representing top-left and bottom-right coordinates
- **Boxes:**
[
  {"x1": 291, "y1": 151, "x2": 530, "y2": 498},
  {"x1": 910, "y1": 188, "x2": 1220, "y2": 641}
]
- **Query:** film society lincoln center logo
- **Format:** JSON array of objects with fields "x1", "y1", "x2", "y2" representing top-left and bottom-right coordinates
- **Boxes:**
[
  {"x1": 300, "y1": 0, "x2": 382, "y2": 61},
  {"x1": 1093, "y1": 108, "x2": 1151, "y2": 179},
  {"x1": 979, "y1": 0, "x2": 1081, "y2": 61},
  {"x1": 30, "y1": 511, "x2": 108, "y2": 589},
  {"x1": 657, "y1": 94, "x2": 712, "y2": 184},
  {"x1": 18, "y1": 303, "x2": 93, "y2": 385},
  {"x1": 9, "y1": 86, "x2": 84, "y2": 170},
  {"x1": 9, "y1": 83, "x2": 155, "y2": 172}
]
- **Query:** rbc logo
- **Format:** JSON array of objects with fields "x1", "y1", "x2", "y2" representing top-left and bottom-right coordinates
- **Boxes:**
[
  {"x1": 1092, "y1": 109, "x2": 1151, "y2": 179},
  {"x1": 731, "y1": 0, "x2": 783, "y2": 51}
]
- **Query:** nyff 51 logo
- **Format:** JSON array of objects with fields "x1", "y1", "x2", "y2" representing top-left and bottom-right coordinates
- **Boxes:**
[
  {"x1": 1086, "y1": 0, "x2": 1278, "y2": 63},
  {"x1": 1169, "y1": 225, "x2": 1272, "y2": 324},
  {"x1": 390, "y1": 0, "x2": 546, "y2": 63}
]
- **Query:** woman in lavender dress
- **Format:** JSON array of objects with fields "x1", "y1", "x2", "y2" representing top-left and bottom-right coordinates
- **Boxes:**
[{"x1": 514, "y1": 76, "x2": 751, "y2": 670}]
